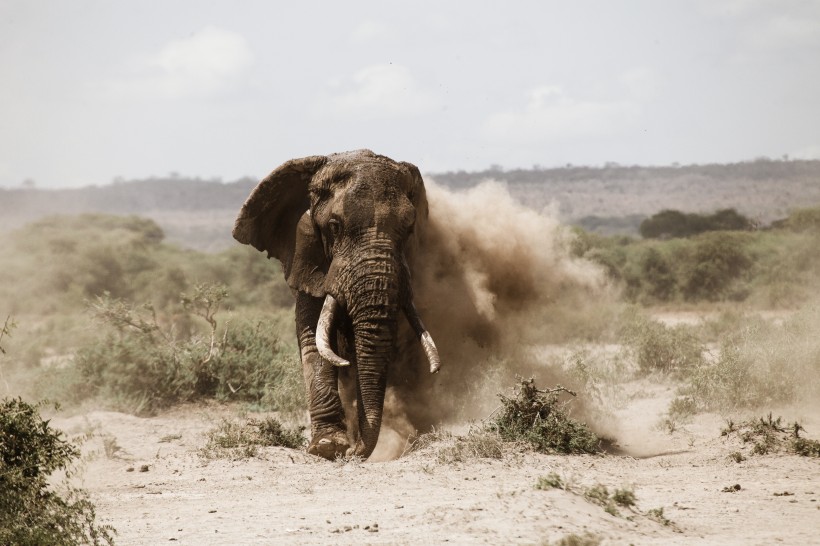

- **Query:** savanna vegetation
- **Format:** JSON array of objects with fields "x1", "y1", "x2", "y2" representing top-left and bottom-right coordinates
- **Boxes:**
[
  {"x1": 573, "y1": 206, "x2": 820, "y2": 307},
  {"x1": 0, "y1": 214, "x2": 301, "y2": 415},
  {"x1": 1, "y1": 205, "x2": 819, "y2": 449},
  {"x1": 2, "y1": 183, "x2": 818, "y2": 545},
  {"x1": 2, "y1": 205, "x2": 820, "y2": 421},
  {"x1": 0, "y1": 398, "x2": 115, "y2": 545}
]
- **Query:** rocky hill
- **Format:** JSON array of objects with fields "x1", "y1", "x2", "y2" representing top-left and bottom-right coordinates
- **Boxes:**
[{"x1": 2, "y1": 159, "x2": 819, "y2": 251}]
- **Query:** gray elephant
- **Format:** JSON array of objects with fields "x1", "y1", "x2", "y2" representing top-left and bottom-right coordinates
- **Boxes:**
[{"x1": 233, "y1": 150, "x2": 441, "y2": 460}]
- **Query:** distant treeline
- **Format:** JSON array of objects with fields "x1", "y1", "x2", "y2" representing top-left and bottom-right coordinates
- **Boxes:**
[
  {"x1": 0, "y1": 176, "x2": 258, "y2": 218},
  {"x1": 573, "y1": 205, "x2": 820, "y2": 306},
  {"x1": 3, "y1": 157, "x2": 818, "y2": 217},
  {"x1": 2, "y1": 157, "x2": 819, "y2": 249},
  {"x1": 639, "y1": 209, "x2": 755, "y2": 239},
  {"x1": 431, "y1": 157, "x2": 820, "y2": 188}
]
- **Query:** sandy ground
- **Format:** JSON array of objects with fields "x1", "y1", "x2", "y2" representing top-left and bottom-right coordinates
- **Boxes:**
[{"x1": 52, "y1": 379, "x2": 820, "y2": 546}]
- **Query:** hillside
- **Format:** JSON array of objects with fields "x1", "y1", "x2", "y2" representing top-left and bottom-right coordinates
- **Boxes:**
[{"x1": 2, "y1": 159, "x2": 819, "y2": 251}]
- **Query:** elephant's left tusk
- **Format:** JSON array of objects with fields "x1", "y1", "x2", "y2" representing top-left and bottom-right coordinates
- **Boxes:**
[
  {"x1": 316, "y1": 295, "x2": 350, "y2": 367},
  {"x1": 403, "y1": 301, "x2": 442, "y2": 374},
  {"x1": 420, "y1": 331, "x2": 442, "y2": 374}
]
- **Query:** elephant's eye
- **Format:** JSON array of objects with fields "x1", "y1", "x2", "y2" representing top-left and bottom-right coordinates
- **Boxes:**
[{"x1": 328, "y1": 218, "x2": 341, "y2": 238}]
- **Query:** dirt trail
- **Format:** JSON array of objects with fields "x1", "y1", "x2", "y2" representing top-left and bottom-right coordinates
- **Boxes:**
[{"x1": 52, "y1": 385, "x2": 820, "y2": 545}]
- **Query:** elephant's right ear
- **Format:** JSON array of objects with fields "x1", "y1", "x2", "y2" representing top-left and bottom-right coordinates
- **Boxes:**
[{"x1": 232, "y1": 155, "x2": 328, "y2": 280}]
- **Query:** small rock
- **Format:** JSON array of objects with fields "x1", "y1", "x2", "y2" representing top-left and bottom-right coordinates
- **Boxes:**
[{"x1": 139, "y1": 465, "x2": 150, "y2": 472}]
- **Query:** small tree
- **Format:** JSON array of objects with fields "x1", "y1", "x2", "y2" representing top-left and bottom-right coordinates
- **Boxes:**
[
  {"x1": 0, "y1": 399, "x2": 115, "y2": 545},
  {"x1": 682, "y1": 232, "x2": 752, "y2": 301},
  {"x1": 640, "y1": 247, "x2": 676, "y2": 301},
  {"x1": 0, "y1": 315, "x2": 14, "y2": 355}
]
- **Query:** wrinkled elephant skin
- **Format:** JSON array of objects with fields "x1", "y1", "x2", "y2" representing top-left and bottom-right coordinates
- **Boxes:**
[{"x1": 233, "y1": 150, "x2": 441, "y2": 459}]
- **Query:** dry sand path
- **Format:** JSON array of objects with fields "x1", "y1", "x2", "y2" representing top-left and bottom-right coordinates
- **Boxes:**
[{"x1": 53, "y1": 386, "x2": 820, "y2": 545}]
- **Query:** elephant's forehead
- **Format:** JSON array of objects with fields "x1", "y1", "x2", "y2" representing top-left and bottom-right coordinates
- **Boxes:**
[{"x1": 315, "y1": 158, "x2": 409, "y2": 195}]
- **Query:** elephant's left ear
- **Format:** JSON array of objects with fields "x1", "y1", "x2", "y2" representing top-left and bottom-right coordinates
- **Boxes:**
[
  {"x1": 233, "y1": 155, "x2": 328, "y2": 279},
  {"x1": 287, "y1": 211, "x2": 327, "y2": 297}
]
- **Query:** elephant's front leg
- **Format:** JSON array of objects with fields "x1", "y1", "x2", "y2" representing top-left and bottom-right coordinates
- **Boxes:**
[{"x1": 295, "y1": 291, "x2": 350, "y2": 459}]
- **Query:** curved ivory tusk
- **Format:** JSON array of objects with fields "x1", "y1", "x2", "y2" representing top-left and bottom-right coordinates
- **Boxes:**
[
  {"x1": 316, "y1": 295, "x2": 350, "y2": 367},
  {"x1": 403, "y1": 302, "x2": 442, "y2": 374},
  {"x1": 420, "y1": 331, "x2": 442, "y2": 374}
]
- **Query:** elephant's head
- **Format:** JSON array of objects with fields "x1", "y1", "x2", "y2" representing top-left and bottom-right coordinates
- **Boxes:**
[{"x1": 233, "y1": 149, "x2": 440, "y2": 458}]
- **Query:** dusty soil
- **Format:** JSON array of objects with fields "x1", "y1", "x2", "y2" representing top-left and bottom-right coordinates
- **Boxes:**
[{"x1": 53, "y1": 379, "x2": 820, "y2": 546}]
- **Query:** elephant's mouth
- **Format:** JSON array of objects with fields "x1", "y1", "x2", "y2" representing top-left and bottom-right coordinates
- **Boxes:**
[{"x1": 315, "y1": 294, "x2": 441, "y2": 374}]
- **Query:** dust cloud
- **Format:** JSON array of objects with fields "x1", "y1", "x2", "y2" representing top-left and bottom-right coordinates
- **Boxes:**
[{"x1": 373, "y1": 179, "x2": 614, "y2": 460}]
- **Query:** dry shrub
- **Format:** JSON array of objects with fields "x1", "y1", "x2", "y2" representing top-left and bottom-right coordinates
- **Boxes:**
[
  {"x1": 677, "y1": 304, "x2": 820, "y2": 413},
  {"x1": 550, "y1": 532, "x2": 603, "y2": 546},
  {"x1": 201, "y1": 416, "x2": 305, "y2": 459},
  {"x1": 71, "y1": 288, "x2": 303, "y2": 415},
  {"x1": 403, "y1": 427, "x2": 504, "y2": 464},
  {"x1": 721, "y1": 414, "x2": 820, "y2": 458},
  {"x1": 488, "y1": 378, "x2": 601, "y2": 455},
  {"x1": 620, "y1": 314, "x2": 703, "y2": 376}
]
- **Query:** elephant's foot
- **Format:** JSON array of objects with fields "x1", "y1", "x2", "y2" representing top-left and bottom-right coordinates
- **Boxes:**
[{"x1": 307, "y1": 430, "x2": 351, "y2": 460}]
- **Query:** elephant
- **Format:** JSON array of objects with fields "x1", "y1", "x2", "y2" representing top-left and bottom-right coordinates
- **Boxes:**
[{"x1": 233, "y1": 149, "x2": 441, "y2": 460}]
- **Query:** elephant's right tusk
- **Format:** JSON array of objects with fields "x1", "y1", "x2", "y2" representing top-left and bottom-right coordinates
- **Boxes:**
[
  {"x1": 316, "y1": 295, "x2": 350, "y2": 367},
  {"x1": 403, "y1": 301, "x2": 442, "y2": 374}
]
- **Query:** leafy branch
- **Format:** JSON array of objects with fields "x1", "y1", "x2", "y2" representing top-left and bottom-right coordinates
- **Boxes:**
[
  {"x1": 0, "y1": 315, "x2": 16, "y2": 355},
  {"x1": 89, "y1": 293, "x2": 167, "y2": 342},
  {"x1": 182, "y1": 283, "x2": 229, "y2": 365}
]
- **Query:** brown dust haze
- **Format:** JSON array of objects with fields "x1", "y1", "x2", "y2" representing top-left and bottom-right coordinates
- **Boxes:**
[{"x1": 373, "y1": 179, "x2": 612, "y2": 460}]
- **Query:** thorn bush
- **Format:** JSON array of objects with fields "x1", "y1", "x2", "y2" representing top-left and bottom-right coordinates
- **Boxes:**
[
  {"x1": 488, "y1": 378, "x2": 601, "y2": 454},
  {"x1": 200, "y1": 416, "x2": 305, "y2": 459}
]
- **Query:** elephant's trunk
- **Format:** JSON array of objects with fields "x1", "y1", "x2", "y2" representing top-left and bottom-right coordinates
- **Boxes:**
[
  {"x1": 315, "y1": 239, "x2": 441, "y2": 459},
  {"x1": 316, "y1": 294, "x2": 442, "y2": 374},
  {"x1": 345, "y1": 251, "x2": 401, "y2": 458}
]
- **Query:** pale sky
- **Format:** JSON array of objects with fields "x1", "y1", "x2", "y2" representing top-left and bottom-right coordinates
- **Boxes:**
[{"x1": 2, "y1": 0, "x2": 819, "y2": 188}]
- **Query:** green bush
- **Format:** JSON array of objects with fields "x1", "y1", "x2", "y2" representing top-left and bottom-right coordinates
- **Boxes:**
[
  {"x1": 639, "y1": 247, "x2": 676, "y2": 301},
  {"x1": 488, "y1": 378, "x2": 601, "y2": 454},
  {"x1": 621, "y1": 316, "x2": 703, "y2": 376},
  {"x1": 681, "y1": 232, "x2": 752, "y2": 301},
  {"x1": 0, "y1": 398, "x2": 115, "y2": 545},
  {"x1": 784, "y1": 206, "x2": 820, "y2": 232},
  {"x1": 71, "y1": 288, "x2": 303, "y2": 415},
  {"x1": 572, "y1": 211, "x2": 820, "y2": 305}
]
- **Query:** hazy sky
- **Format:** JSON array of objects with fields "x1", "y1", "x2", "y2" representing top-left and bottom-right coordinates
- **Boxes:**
[{"x1": 2, "y1": 0, "x2": 819, "y2": 188}]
